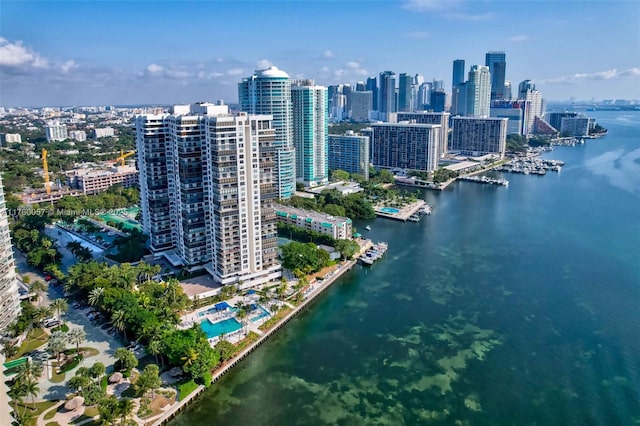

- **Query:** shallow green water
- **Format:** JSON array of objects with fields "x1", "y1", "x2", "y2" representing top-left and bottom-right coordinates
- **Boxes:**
[{"x1": 171, "y1": 111, "x2": 640, "y2": 425}]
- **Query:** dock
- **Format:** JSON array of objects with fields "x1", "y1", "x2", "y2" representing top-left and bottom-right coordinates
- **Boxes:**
[
  {"x1": 358, "y1": 241, "x2": 388, "y2": 265},
  {"x1": 374, "y1": 199, "x2": 430, "y2": 222},
  {"x1": 458, "y1": 175, "x2": 509, "y2": 186}
]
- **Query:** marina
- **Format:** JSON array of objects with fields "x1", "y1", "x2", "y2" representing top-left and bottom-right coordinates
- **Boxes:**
[
  {"x1": 496, "y1": 157, "x2": 564, "y2": 175},
  {"x1": 374, "y1": 199, "x2": 429, "y2": 221},
  {"x1": 358, "y1": 241, "x2": 388, "y2": 265},
  {"x1": 458, "y1": 175, "x2": 509, "y2": 186}
]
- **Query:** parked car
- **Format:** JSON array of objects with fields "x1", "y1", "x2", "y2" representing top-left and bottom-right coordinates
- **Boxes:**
[
  {"x1": 72, "y1": 301, "x2": 82, "y2": 309},
  {"x1": 100, "y1": 322, "x2": 113, "y2": 330},
  {"x1": 45, "y1": 320, "x2": 61, "y2": 328},
  {"x1": 85, "y1": 310, "x2": 98, "y2": 317},
  {"x1": 44, "y1": 274, "x2": 52, "y2": 281}
]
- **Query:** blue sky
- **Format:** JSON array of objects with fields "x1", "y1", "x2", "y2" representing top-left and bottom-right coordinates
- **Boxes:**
[{"x1": 1, "y1": 0, "x2": 639, "y2": 106}]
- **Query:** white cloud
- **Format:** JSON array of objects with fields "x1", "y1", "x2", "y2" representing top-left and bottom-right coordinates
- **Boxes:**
[
  {"x1": 147, "y1": 63, "x2": 163, "y2": 73},
  {"x1": 226, "y1": 68, "x2": 244, "y2": 76},
  {"x1": 404, "y1": 31, "x2": 430, "y2": 39},
  {"x1": 256, "y1": 59, "x2": 272, "y2": 69},
  {"x1": 209, "y1": 72, "x2": 224, "y2": 79},
  {"x1": 60, "y1": 60, "x2": 78, "y2": 73},
  {"x1": 446, "y1": 12, "x2": 495, "y2": 21},
  {"x1": 508, "y1": 34, "x2": 531, "y2": 42},
  {"x1": 166, "y1": 69, "x2": 190, "y2": 79},
  {"x1": 346, "y1": 61, "x2": 360, "y2": 69},
  {"x1": 333, "y1": 69, "x2": 345, "y2": 78},
  {"x1": 403, "y1": 0, "x2": 452, "y2": 11},
  {"x1": 0, "y1": 38, "x2": 49, "y2": 68},
  {"x1": 320, "y1": 66, "x2": 330, "y2": 73},
  {"x1": 323, "y1": 50, "x2": 334, "y2": 59},
  {"x1": 197, "y1": 70, "x2": 206, "y2": 79},
  {"x1": 540, "y1": 68, "x2": 640, "y2": 84}
]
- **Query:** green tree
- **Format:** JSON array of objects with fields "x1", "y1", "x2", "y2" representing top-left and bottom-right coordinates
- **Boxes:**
[
  {"x1": 118, "y1": 398, "x2": 135, "y2": 425},
  {"x1": 330, "y1": 169, "x2": 350, "y2": 182},
  {"x1": 112, "y1": 309, "x2": 128, "y2": 341},
  {"x1": 47, "y1": 331, "x2": 66, "y2": 364},
  {"x1": 51, "y1": 298, "x2": 68, "y2": 325},
  {"x1": 23, "y1": 377, "x2": 40, "y2": 409},
  {"x1": 147, "y1": 339, "x2": 163, "y2": 366},
  {"x1": 136, "y1": 363, "x2": 162, "y2": 398},
  {"x1": 68, "y1": 375, "x2": 91, "y2": 394},
  {"x1": 89, "y1": 362, "x2": 106, "y2": 379},
  {"x1": 88, "y1": 287, "x2": 105, "y2": 308},
  {"x1": 115, "y1": 347, "x2": 138, "y2": 372},
  {"x1": 28, "y1": 280, "x2": 47, "y2": 306},
  {"x1": 67, "y1": 328, "x2": 86, "y2": 355},
  {"x1": 98, "y1": 395, "x2": 119, "y2": 425}
]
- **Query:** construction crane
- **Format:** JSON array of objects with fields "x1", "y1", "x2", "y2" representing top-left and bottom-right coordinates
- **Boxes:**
[
  {"x1": 114, "y1": 150, "x2": 135, "y2": 167},
  {"x1": 42, "y1": 148, "x2": 50, "y2": 195}
]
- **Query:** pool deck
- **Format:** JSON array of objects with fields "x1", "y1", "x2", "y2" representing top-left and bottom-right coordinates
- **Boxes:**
[{"x1": 374, "y1": 199, "x2": 426, "y2": 221}]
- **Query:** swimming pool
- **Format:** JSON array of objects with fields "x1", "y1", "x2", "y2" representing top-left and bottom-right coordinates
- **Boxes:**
[
  {"x1": 380, "y1": 207, "x2": 400, "y2": 214},
  {"x1": 200, "y1": 317, "x2": 242, "y2": 338},
  {"x1": 251, "y1": 305, "x2": 271, "y2": 322}
]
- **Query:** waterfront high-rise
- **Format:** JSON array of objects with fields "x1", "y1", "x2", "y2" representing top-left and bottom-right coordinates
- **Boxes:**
[
  {"x1": 395, "y1": 111, "x2": 450, "y2": 156},
  {"x1": 518, "y1": 80, "x2": 544, "y2": 135},
  {"x1": 328, "y1": 132, "x2": 370, "y2": 180},
  {"x1": 466, "y1": 65, "x2": 491, "y2": 117},
  {"x1": 485, "y1": 51, "x2": 507, "y2": 100},
  {"x1": 136, "y1": 104, "x2": 281, "y2": 287},
  {"x1": 398, "y1": 73, "x2": 413, "y2": 112},
  {"x1": 430, "y1": 90, "x2": 446, "y2": 113},
  {"x1": 0, "y1": 174, "x2": 20, "y2": 333},
  {"x1": 292, "y1": 80, "x2": 329, "y2": 188},
  {"x1": 370, "y1": 122, "x2": 440, "y2": 173},
  {"x1": 239, "y1": 66, "x2": 295, "y2": 199},
  {"x1": 450, "y1": 117, "x2": 507, "y2": 158},
  {"x1": 378, "y1": 71, "x2": 397, "y2": 121}
]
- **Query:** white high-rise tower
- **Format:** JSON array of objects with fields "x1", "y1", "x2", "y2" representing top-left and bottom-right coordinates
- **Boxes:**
[{"x1": 0, "y1": 174, "x2": 20, "y2": 333}]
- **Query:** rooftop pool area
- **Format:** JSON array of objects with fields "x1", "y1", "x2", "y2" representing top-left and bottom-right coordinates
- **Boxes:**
[{"x1": 200, "y1": 317, "x2": 242, "y2": 338}]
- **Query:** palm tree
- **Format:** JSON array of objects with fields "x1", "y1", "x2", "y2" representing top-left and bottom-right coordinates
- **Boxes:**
[
  {"x1": 88, "y1": 287, "x2": 105, "y2": 308},
  {"x1": 29, "y1": 280, "x2": 47, "y2": 306},
  {"x1": 147, "y1": 338, "x2": 162, "y2": 366},
  {"x1": 67, "y1": 328, "x2": 86, "y2": 355},
  {"x1": 24, "y1": 378, "x2": 39, "y2": 410},
  {"x1": 181, "y1": 347, "x2": 199, "y2": 367},
  {"x1": 16, "y1": 359, "x2": 43, "y2": 384},
  {"x1": 47, "y1": 331, "x2": 66, "y2": 364},
  {"x1": 51, "y1": 298, "x2": 68, "y2": 325},
  {"x1": 118, "y1": 398, "x2": 135, "y2": 425},
  {"x1": 34, "y1": 306, "x2": 53, "y2": 330},
  {"x1": 66, "y1": 241, "x2": 83, "y2": 256},
  {"x1": 112, "y1": 309, "x2": 128, "y2": 341},
  {"x1": 236, "y1": 308, "x2": 248, "y2": 334}
]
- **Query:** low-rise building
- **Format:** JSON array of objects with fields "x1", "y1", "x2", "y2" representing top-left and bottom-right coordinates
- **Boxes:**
[
  {"x1": 69, "y1": 130, "x2": 87, "y2": 141},
  {"x1": 93, "y1": 127, "x2": 115, "y2": 138},
  {"x1": 1, "y1": 133, "x2": 22, "y2": 144},
  {"x1": 275, "y1": 204, "x2": 353, "y2": 240},
  {"x1": 67, "y1": 164, "x2": 138, "y2": 195}
]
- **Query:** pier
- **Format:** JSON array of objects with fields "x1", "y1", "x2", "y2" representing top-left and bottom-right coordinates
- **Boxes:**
[
  {"x1": 458, "y1": 175, "x2": 509, "y2": 186},
  {"x1": 374, "y1": 199, "x2": 429, "y2": 221},
  {"x1": 496, "y1": 157, "x2": 564, "y2": 175}
]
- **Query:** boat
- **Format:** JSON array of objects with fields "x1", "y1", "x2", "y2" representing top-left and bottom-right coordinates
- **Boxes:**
[
  {"x1": 365, "y1": 225, "x2": 371, "y2": 231},
  {"x1": 358, "y1": 241, "x2": 388, "y2": 266},
  {"x1": 408, "y1": 215, "x2": 420, "y2": 222}
]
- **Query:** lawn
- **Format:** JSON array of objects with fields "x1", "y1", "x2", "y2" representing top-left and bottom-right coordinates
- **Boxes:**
[
  {"x1": 14, "y1": 400, "x2": 60, "y2": 426},
  {"x1": 177, "y1": 379, "x2": 199, "y2": 400},
  {"x1": 15, "y1": 328, "x2": 49, "y2": 358}
]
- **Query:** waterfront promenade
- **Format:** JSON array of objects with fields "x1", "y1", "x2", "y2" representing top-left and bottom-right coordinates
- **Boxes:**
[{"x1": 151, "y1": 240, "x2": 373, "y2": 425}]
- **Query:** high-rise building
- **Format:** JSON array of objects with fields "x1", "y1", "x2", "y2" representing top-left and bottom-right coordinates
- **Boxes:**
[
  {"x1": 378, "y1": 71, "x2": 397, "y2": 121},
  {"x1": 466, "y1": 65, "x2": 491, "y2": 117},
  {"x1": 417, "y1": 82, "x2": 431, "y2": 110},
  {"x1": 355, "y1": 81, "x2": 366, "y2": 91},
  {"x1": 69, "y1": 130, "x2": 87, "y2": 142},
  {"x1": 485, "y1": 51, "x2": 506, "y2": 100},
  {"x1": 394, "y1": 112, "x2": 450, "y2": 156},
  {"x1": 1, "y1": 133, "x2": 21, "y2": 144},
  {"x1": 518, "y1": 81, "x2": 544, "y2": 135},
  {"x1": 45, "y1": 120, "x2": 68, "y2": 142},
  {"x1": 451, "y1": 83, "x2": 467, "y2": 116},
  {"x1": 0, "y1": 174, "x2": 20, "y2": 333},
  {"x1": 430, "y1": 90, "x2": 446, "y2": 113},
  {"x1": 504, "y1": 81, "x2": 512, "y2": 100},
  {"x1": 239, "y1": 66, "x2": 295, "y2": 199},
  {"x1": 452, "y1": 59, "x2": 466, "y2": 89},
  {"x1": 398, "y1": 73, "x2": 413, "y2": 112},
  {"x1": 350, "y1": 91, "x2": 373, "y2": 122},
  {"x1": 432, "y1": 79, "x2": 444, "y2": 91},
  {"x1": 490, "y1": 100, "x2": 530, "y2": 135},
  {"x1": 292, "y1": 80, "x2": 329, "y2": 188},
  {"x1": 136, "y1": 104, "x2": 281, "y2": 287},
  {"x1": 328, "y1": 131, "x2": 370, "y2": 180},
  {"x1": 370, "y1": 122, "x2": 440, "y2": 172},
  {"x1": 450, "y1": 117, "x2": 507, "y2": 158},
  {"x1": 366, "y1": 77, "x2": 378, "y2": 111}
]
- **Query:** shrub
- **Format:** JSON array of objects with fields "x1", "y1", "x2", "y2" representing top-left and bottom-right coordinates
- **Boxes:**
[{"x1": 61, "y1": 355, "x2": 83, "y2": 373}]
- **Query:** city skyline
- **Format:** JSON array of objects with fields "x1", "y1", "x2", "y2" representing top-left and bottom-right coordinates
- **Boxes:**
[{"x1": 1, "y1": 0, "x2": 639, "y2": 106}]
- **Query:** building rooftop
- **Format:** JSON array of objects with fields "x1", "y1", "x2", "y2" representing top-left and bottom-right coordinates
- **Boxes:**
[{"x1": 256, "y1": 66, "x2": 289, "y2": 79}]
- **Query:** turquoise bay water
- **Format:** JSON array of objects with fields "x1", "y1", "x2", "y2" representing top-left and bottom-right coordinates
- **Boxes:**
[{"x1": 172, "y1": 111, "x2": 640, "y2": 425}]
